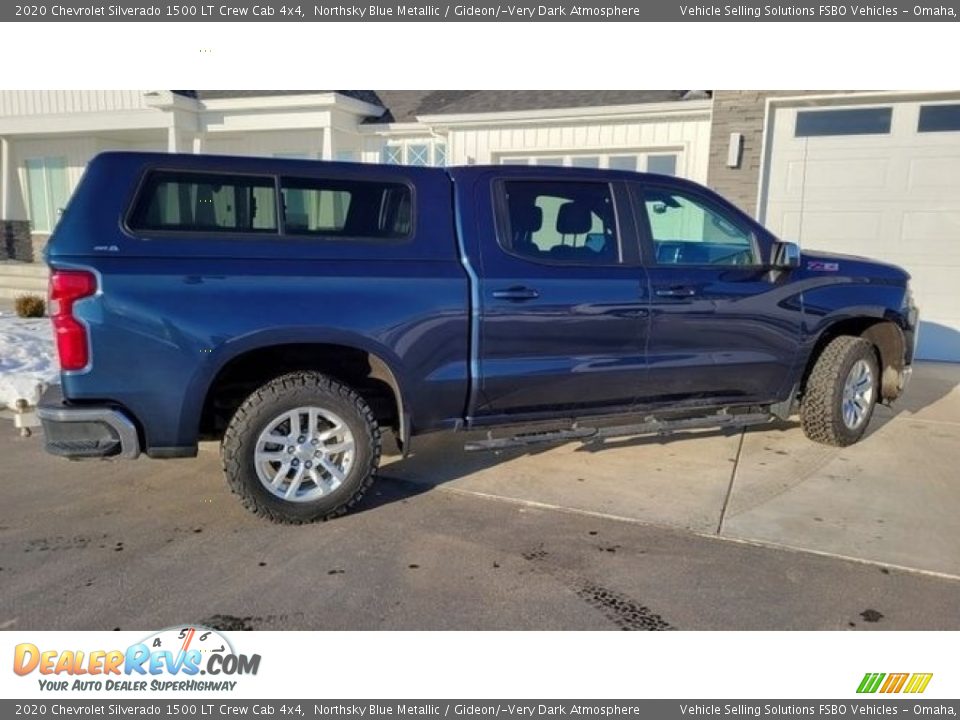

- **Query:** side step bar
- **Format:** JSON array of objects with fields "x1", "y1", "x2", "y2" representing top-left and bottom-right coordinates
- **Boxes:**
[{"x1": 464, "y1": 412, "x2": 773, "y2": 452}]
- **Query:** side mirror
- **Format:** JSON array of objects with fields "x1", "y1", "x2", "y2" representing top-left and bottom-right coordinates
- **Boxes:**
[{"x1": 771, "y1": 240, "x2": 800, "y2": 269}]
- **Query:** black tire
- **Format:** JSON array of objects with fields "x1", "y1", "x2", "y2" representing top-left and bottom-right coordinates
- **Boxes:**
[
  {"x1": 800, "y1": 336, "x2": 880, "y2": 447},
  {"x1": 221, "y1": 371, "x2": 380, "y2": 524}
]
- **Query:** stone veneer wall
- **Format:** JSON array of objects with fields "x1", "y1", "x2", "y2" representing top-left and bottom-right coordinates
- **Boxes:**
[
  {"x1": 706, "y1": 90, "x2": 833, "y2": 218},
  {"x1": 1, "y1": 221, "x2": 33, "y2": 262}
]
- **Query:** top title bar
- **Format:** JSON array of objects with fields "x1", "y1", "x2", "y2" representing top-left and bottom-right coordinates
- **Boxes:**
[{"x1": 5, "y1": 0, "x2": 959, "y2": 22}]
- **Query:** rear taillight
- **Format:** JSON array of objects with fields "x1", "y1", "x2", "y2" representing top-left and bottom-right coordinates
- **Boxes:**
[{"x1": 49, "y1": 270, "x2": 97, "y2": 371}]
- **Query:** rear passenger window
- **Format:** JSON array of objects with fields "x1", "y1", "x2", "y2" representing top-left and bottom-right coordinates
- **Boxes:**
[
  {"x1": 500, "y1": 181, "x2": 620, "y2": 265},
  {"x1": 280, "y1": 177, "x2": 412, "y2": 239},
  {"x1": 130, "y1": 172, "x2": 277, "y2": 233}
]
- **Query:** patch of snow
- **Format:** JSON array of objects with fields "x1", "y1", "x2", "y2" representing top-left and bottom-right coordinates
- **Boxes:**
[{"x1": 0, "y1": 313, "x2": 59, "y2": 409}]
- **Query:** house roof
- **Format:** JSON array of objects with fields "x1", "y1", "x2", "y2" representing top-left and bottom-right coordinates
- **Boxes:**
[
  {"x1": 171, "y1": 90, "x2": 708, "y2": 122},
  {"x1": 366, "y1": 90, "x2": 707, "y2": 123}
]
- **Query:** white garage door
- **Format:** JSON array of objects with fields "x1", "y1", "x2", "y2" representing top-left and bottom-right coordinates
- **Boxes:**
[{"x1": 761, "y1": 98, "x2": 960, "y2": 361}]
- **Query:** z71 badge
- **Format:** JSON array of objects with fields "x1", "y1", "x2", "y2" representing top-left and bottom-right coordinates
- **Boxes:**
[{"x1": 807, "y1": 261, "x2": 840, "y2": 271}]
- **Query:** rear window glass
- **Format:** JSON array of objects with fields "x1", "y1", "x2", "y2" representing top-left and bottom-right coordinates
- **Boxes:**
[
  {"x1": 499, "y1": 180, "x2": 620, "y2": 265},
  {"x1": 129, "y1": 171, "x2": 277, "y2": 233},
  {"x1": 280, "y1": 177, "x2": 412, "y2": 239}
]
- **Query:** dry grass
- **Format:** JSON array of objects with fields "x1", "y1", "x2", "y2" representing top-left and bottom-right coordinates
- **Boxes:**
[{"x1": 14, "y1": 294, "x2": 46, "y2": 318}]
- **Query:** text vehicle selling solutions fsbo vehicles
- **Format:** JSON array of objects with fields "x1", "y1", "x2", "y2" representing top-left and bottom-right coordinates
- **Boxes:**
[{"x1": 36, "y1": 152, "x2": 918, "y2": 523}]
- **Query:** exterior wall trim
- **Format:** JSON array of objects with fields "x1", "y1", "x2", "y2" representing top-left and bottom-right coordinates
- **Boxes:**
[{"x1": 416, "y1": 99, "x2": 713, "y2": 127}]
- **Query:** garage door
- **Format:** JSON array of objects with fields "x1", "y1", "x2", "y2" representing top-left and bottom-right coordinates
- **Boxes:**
[{"x1": 761, "y1": 98, "x2": 960, "y2": 361}]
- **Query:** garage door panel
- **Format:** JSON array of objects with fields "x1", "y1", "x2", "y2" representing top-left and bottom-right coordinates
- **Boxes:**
[
  {"x1": 788, "y1": 159, "x2": 889, "y2": 190},
  {"x1": 780, "y1": 211, "x2": 881, "y2": 243},
  {"x1": 902, "y1": 211, "x2": 960, "y2": 241},
  {"x1": 763, "y1": 98, "x2": 960, "y2": 361},
  {"x1": 907, "y1": 156, "x2": 960, "y2": 190}
]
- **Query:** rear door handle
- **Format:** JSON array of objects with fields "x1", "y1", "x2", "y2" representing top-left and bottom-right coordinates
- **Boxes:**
[
  {"x1": 655, "y1": 287, "x2": 697, "y2": 298},
  {"x1": 492, "y1": 286, "x2": 540, "y2": 301}
]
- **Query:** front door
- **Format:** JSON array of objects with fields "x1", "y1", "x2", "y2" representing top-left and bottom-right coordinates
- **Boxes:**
[
  {"x1": 473, "y1": 177, "x2": 649, "y2": 421},
  {"x1": 632, "y1": 181, "x2": 803, "y2": 407}
]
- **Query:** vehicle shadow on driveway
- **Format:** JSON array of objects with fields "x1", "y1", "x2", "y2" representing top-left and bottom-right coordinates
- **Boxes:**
[{"x1": 360, "y1": 361, "x2": 959, "y2": 516}]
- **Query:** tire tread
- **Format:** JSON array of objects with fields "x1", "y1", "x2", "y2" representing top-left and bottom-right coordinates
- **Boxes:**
[
  {"x1": 220, "y1": 371, "x2": 380, "y2": 524},
  {"x1": 801, "y1": 336, "x2": 877, "y2": 447}
]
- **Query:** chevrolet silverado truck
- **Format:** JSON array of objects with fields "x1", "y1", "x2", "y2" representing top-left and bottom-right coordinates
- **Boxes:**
[{"x1": 37, "y1": 152, "x2": 918, "y2": 523}]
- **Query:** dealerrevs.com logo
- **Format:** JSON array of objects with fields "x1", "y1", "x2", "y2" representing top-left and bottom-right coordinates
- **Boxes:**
[{"x1": 13, "y1": 626, "x2": 261, "y2": 692}]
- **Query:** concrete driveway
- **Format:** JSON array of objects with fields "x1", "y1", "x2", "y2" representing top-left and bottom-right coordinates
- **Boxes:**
[
  {"x1": 383, "y1": 361, "x2": 960, "y2": 578},
  {"x1": 0, "y1": 362, "x2": 957, "y2": 630}
]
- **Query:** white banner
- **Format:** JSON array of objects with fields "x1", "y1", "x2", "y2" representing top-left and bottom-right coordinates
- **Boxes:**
[{"x1": 1, "y1": 631, "x2": 956, "y2": 699}]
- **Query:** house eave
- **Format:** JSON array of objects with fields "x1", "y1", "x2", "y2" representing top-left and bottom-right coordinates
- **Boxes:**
[{"x1": 413, "y1": 99, "x2": 713, "y2": 127}]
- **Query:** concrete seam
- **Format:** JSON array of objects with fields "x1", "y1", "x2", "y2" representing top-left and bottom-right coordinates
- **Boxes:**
[{"x1": 716, "y1": 429, "x2": 745, "y2": 535}]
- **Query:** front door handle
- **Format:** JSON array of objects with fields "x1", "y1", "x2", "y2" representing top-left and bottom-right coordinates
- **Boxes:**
[
  {"x1": 492, "y1": 286, "x2": 540, "y2": 301},
  {"x1": 655, "y1": 287, "x2": 697, "y2": 298}
]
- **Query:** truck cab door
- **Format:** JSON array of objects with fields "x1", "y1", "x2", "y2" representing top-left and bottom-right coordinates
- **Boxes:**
[
  {"x1": 631, "y1": 181, "x2": 803, "y2": 407},
  {"x1": 468, "y1": 174, "x2": 649, "y2": 424}
]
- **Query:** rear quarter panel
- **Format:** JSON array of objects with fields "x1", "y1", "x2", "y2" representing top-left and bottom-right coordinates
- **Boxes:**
[{"x1": 48, "y1": 153, "x2": 469, "y2": 452}]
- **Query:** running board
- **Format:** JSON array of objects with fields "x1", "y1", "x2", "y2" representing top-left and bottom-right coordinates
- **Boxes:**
[{"x1": 464, "y1": 412, "x2": 773, "y2": 452}]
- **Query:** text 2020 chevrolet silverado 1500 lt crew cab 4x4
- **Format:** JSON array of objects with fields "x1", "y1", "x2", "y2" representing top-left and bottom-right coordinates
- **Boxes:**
[{"x1": 37, "y1": 152, "x2": 918, "y2": 523}]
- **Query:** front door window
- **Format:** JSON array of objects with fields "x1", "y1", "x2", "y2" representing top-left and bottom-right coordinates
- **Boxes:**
[{"x1": 642, "y1": 187, "x2": 758, "y2": 266}]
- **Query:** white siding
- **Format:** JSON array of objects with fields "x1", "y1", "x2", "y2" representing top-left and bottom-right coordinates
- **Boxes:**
[
  {"x1": 0, "y1": 90, "x2": 149, "y2": 117},
  {"x1": 444, "y1": 115, "x2": 711, "y2": 182},
  {"x1": 203, "y1": 129, "x2": 324, "y2": 158},
  {"x1": 6, "y1": 134, "x2": 166, "y2": 223}
]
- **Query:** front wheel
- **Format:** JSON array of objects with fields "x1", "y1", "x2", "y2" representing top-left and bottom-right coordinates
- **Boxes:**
[
  {"x1": 221, "y1": 372, "x2": 381, "y2": 524},
  {"x1": 800, "y1": 336, "x2": 880, "y2": 447}
]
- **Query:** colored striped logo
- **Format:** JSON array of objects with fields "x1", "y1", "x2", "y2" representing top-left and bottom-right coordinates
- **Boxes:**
[{"x1": 857, "y1": 672, "x2": 933, "y2": 694}]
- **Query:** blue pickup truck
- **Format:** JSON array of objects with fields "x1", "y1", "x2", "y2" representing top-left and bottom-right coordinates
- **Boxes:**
[{"x1": 37, "y1": 152, "x2": 918, "y2": 523}]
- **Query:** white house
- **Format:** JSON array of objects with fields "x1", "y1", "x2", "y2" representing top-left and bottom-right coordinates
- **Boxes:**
[
  {"x1": 1, "y1": 89, "x2": 958, "y2": 361},
  {"x1": 0, "y1": 89, "x2": 710, "y2": 237}
]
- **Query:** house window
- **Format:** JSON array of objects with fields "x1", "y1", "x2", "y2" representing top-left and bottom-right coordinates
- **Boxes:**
[
  {"x1": 608, "y1": 156, "x2": 638, "y2": 171},
  {"x1": 570, "y1": 156, "x2": 600, "y2": 168},
  {"x1": 381, "y1": 146, "x2": 403, "y2": 165},
  {"x1": 646, "y1": 154, "x2": 677, "y2": 176},
  {"x1": 381, "y1": 142, "x2": 447, "y2": 167},
  {"x1": 25, "y1": 157, "x2": 69, "y2": 233},
  {"x1": 795, "y1": 107, "x2": 893, "y2": 137},
  {"x1": 407, "y1": 144, "x2": 429, "y2": 167},
  {"x1": 918, "y1": 104, "x2": 960, "y2": 133},
  {"x1": 498, "y1": 152, "x2": 679, "y2": 175}
]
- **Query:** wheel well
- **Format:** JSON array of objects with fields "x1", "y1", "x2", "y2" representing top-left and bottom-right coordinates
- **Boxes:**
[
  {"x1": 199, "y1": 344, "x2": 403, "y2": 441},
  {"x1": 800, "y1": 318, "x2": 906, "y2": 402}
]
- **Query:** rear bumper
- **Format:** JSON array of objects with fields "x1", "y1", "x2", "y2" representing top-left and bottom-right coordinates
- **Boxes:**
[{"x1": 37, "y1": 386, "x2": 140, "y2": 460}]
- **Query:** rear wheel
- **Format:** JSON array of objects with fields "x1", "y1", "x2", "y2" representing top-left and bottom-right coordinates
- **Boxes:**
[
  {"x1": 800, "y1": 336, "x2": 880, "y2": 447},
  {"x1": 221, "y1": 372, "x2": 380, "y2": 524}
]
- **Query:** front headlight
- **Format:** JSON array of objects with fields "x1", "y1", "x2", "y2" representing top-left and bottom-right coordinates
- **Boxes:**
[{"x1": 902, "y1": 283, "x2": 915, "y2": 311}]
